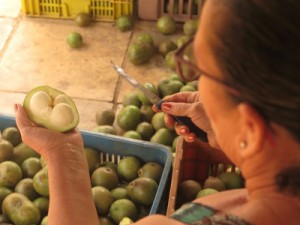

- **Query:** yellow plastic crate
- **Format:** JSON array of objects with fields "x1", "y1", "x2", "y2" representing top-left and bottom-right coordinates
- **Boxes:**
[{"x1": 21, "y1": 0, "x2": 134, "y2": 22}]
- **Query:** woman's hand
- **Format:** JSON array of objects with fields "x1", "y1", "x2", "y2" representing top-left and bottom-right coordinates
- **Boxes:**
[
  {"x1": 14, "y1": 104, "x2": 84, "y2": 160},
  {"x1": 153, "y1": 92, "x2": 219, "y2": 149}
]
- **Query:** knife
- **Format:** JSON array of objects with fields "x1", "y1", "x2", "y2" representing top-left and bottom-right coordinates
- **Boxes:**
[{"x1": 111, "y1": 61, "x2": 208, "y2": 142}]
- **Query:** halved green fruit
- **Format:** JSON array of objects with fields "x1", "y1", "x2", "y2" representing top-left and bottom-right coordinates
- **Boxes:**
[{"x1": 23, "y1": 86, "x2": 79, "y2": 132}]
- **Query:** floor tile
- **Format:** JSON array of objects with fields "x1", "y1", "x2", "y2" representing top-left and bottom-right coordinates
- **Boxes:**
[
  {"x1": 0, "y1": 18, "x2": 132, "y2": 102},
  {"x1": 0, "y1": 0, "x2": 21, "y2": 18},
  {"x1": 0, "y1": 18, "x2": 14, "y2": 54}
]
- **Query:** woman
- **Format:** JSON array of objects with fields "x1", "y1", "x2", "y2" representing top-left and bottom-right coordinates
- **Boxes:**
[{"x1": 15, "y1": 0, "x2": 300, "y2": 224}]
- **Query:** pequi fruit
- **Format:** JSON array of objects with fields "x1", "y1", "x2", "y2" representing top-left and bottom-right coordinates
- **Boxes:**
[
  {"x1": 150, "y1": 128, "x2": 175, "y2": 146},
  {"x1": 137, "y1": 83, "x2": 159, "y2": 105},
  {"x1": 91, "y1": 167, "x2": 119, "y2": 190},
  {"x1": 165, "y1": 50, "x2": 177, "y2": 70},
  {"x1": 123, "y1": 130, "x2": 142, "y2": 140},
  {"x1": 156, "y1": 15, "x2": 177, "y2": 35},
  {"x1": 92, "y1": 186, "x2": 114, "y2": 215},
  {"x1": 21, "y1": 157, "x2": 42, "y2": 178},
  {"x1": 1, "y1": 127, "x2": 22, "y2": 147},
  {"x1": 203, "y1": 176, "x2": 226, "y2": 191},
  {"x1": 0, "y1": 161, "x2": 22, "y2": 188},
  {"x1": 183, "y1": 19, "x2": 199, "y2": 36},
  {"x1": 2, "y1": 193, "x2": 41, "y2": 225},
  {"x1": 84, "y1": 147, "x2": 100, "y2": 174},
  {"x1": 136, "y1": 122, "x2": 154, "y2": 141},
  {"x1": 94, "y1": 125, "x2": 117, "y2": 135},
  {"x1": 14, "y1": 178, "x2": 39, "y2": 201},
  {"x1": 158, "y1": 78, "x2": 184, "y2": 97},
  {"x1": 158, "y1": 39, "x2": 177, "y2": 57},
  {"x1": 140, "y1": 105, "x2": 155, "y2": 123},
  {"x1": 74, "y1": 12, "x2": 92, "y2": 27},
  {"x1": 218, "y1": 172, "x2": 244, "y2": 190},
  {"x1": 109, "y1": 199, "x2": 137, "y2": 224},
  {"x1": 0, "y1": 139, "x2": 13, "y2": 163},
  {"x1": 128, "y1": 43, "x2": 154, "y2": 65},
  {"x1": 122, "y1": 92, "x2": 142, "y2": 108},
  {"x1": 138, "y1": 162, "x2": 163, "y2": 183},
  {"x1": 116, "y1": 15, "x2": 133, "y2": 32},
  {"x1": 67, "y1": 31, "x2": 83, "y2": 48},
  {"x1": 117, "y1": 105, "x2": 141, "y2": 131},
  {"x1": 134, "y1": 32, "x2": 154, "y2": 46},
  {"x1": 12, "y1": 142, "x2": 40, "y2": 165},
  {"x1": 196, "y1": 188, "x2": 218, "y2": 198},
  {"x1": 117, "y1": 156, "x2": 142, "y2": 182},
  {"x1": 23, "y1": 85, "x2": 79, "y2": 132},
  {"x1": 32, "y1": 166, "x2": 49, "y2": 197},
  {"x1": 127, "y1": 177, "x2": 158, "y2": 206},
  {"x1": 178, "y1": 179, "x2": 202, "y2": 203},
  {"x1": 95, "y1": 109, "x2": 115, "y2": 126}
]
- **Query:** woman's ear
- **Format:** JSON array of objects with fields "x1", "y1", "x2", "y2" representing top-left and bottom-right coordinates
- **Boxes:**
[{"x1": 235, "y1": 103, "x2": 267, "y2": 158}]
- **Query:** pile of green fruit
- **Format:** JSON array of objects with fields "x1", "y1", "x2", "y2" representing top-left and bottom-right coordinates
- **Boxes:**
[
  {"x1": 176, "y1": 168, "x2": 244, "y2": 208},
  {"x1": 94, "y1": 73, "x2": 198, "y2": 154},
  {"x1": 0, "y1": 125, "x2": 164, "y2": 225}
]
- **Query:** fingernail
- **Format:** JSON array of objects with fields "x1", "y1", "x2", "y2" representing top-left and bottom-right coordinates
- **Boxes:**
[
  {"x1": 162, "y1": 103, "x2": 172, "y2": 111},
  {"x1": 179, "y1": 127, "x2": 186, "y2": 134},
  {"x1": 14, "y1": 104, "x2": 19, "y2": 112}
]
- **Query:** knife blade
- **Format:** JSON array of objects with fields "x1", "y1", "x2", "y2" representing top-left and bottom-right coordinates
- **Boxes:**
[{"x1": 111, "y1": 61, "x2": 208, "y2": 142}]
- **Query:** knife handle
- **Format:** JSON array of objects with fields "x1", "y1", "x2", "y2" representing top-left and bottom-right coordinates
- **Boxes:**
[{"x1": 155, "y1": 100, "x2": 208, "y2": 142}]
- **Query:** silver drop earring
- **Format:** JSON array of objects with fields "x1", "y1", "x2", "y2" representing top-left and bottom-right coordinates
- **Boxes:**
[{"x1": 240, "y1": 142, "x2": 247, "y2": 149}]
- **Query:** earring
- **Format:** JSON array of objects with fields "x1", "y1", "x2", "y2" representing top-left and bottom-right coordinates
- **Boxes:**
[{"x1": 240, "y1": 142, "x2": 247, "y2": 149}]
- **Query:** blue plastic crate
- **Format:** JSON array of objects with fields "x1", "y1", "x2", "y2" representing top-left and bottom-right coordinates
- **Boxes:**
[{"x1": 0, "y1": 114, "x2": 172, "y2": 215}]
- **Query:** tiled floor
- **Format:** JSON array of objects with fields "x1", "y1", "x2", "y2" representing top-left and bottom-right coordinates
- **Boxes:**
[{"x1": 0, "y1": 1, "x2": 182, "y2": 131}]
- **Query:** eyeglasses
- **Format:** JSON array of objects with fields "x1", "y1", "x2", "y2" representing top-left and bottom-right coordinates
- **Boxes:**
[{"x1": 174, "y1": 37, "x2": 241, "y2": 96}]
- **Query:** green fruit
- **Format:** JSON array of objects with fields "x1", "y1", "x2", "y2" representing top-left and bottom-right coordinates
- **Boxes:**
[
  {"x1": 92, "y1": 186, "x2": 114, "y2": 215},
  {"x1": 14, "y1": 178, "x2": 39, "y2": 201},
  {"x1": 180, "y1": 85, "x2": 196, "y2": 92},
  {"x1": 218, "y1": 172, "x2": 244, "y2": 189},
  {"x1": 74, "y1": 12, "x2": 92, "y2": 27},
  {"x1": 172, "y1": 135, "x2": 179, "y2": 149},
  {"x1": 0, "y1": 187, "x2": 13, "y2": 213},
  {"x1": 176, "y1": 35, "x2": 190, "y2": 48},
  {"x1": 0, "y1": 161, "x2": 22, "y2": 188},
  {"x1": 119, "y1": 217, "x2": 134, "y2": 225},
  {"x1": 91, "y1": 167, "x2": 119, "y2": 190},
  {"x1": 117, "y1": 156, "x2": 142, "y2": 182},
  {"x1": 156, "y1": 15, "x2": 177, "y2": 35},
  {"x1": 127, "y1": 177, "x2": 158, "y2": 206},
  {"x1": 203, "y1": 176, "x2": 226, "y2": 191},
  {"x1": 135, "y1": 32, "x2": 154, "y2": 46},
  {"x1": 122, "y1": 92, "x2": 142, "y2": 107},
  {"x1": 41, "y1": 216, "x2": 48, "y2": 225},
  {"x1": 2, "y1": 193, "x2": 41, "y2": 225},
  {"x1": 138, "y1": 162, "x2": 163, "y2": 183},
  {"x1": 111, "y1": 187, "x2": 129, "y2": 200},
  {"x1": 150, "y1": 128, "x2": 175, "y2": 146},
  {"x1": 84, "y1": 147, "x2": 100, "y2": 174},
  {"x1": 117, "y1": 105, "x2": 141, "y2": 131},
  {"x1": 158, "y1": 78, "x2": 184, "y2": 97},
  {"x1": 128, "y1": 43, "x2": 154, "y2": 65},
  {"x1": 165, "y1": 50, "x2": 177, "y2": 70},
  {"x1": 67, "y1": 31, "x2": 83, "y2": 48},
  {"x1": 95, "y1": 109, "x2": 115, "y2": 126},
  {"x1": 151, "y1": 112, "x2": 167, "y2": 131},
  {"x1": 98, "y1": 217, "x2": 114, "y2": 225},
  {"x1": 183, "y1": 19, "x2": 199, "y2": 36},
  {"x1": 1, "y1": 127, "x2": 22, "y2": 147},
  {"x1": 116, "y1": 15, "x2": 133, "y2": 32},
  {"x1": 123, "y1": 131, "x2": 142, "y2": 140},
  {"x1": 40, "y1": 156, "x2": 47, "y2": 168},
  {"x1": 196, "y1": 188, "x2": 218, "y2": 198},
  {"x1": 12, "y1": 142, "x2": 40, "y2": 165},
  {"x1": 137, "y1": 83, "x2": 159, "y2": 105},
  {"x1": 136, "y1": 122, "x2": 154, "y2": 141},
  {"x1": 0, "y1": 139, "x2": 13, "y2": 162},
  {"x1": 21, "y1": 157, "x2": 42, "y2": 178},
  {"x1": 186, "y1": 80, "x2": 198, "y2": 89},
  {"x1": 33, "y1": 197, "x2": 49, "y2": 217},
  {"x1": 100, "y1": 161, "x2": 117, "y2": 173},
  {"x1": 109, "y1": 199, "x2": 137, "y2": 224},
  {"x1": 140, "y1": 105, "x2": 155, "y2": 123},
  {"x1": 178, "y1": 179, "x2": 202, "y2": 202},
  {"x1": 94, "y1": 125, "x2": 117, "y2": 135},
  {"x1": 158, "y1": 40, "x2": 177, "y2": 57},
  {"x1": 32, "y1": 166, "x2": 49, "y2": 197},
  {"x1": 23, "y1": 85, "x2": 80, "y2": 132}
]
